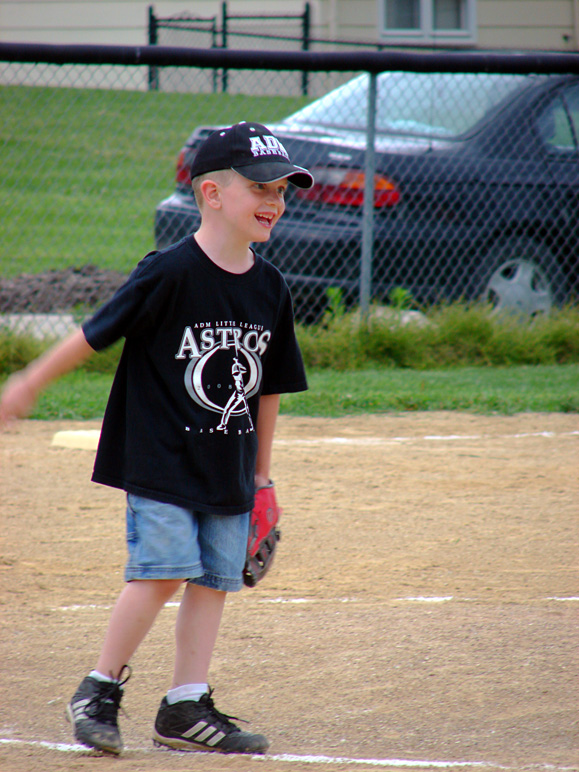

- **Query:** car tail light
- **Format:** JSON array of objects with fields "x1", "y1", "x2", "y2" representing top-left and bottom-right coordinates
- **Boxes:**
[
  {"x1": 175, "y1": 148, "x2": 191, "y2": 186},
  {"x1": 297, "y1": 167, "x2": 400, "y2": 208}
]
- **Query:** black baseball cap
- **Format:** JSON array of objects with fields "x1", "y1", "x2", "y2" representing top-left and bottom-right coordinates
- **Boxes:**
[{"x1": 189, "y1": 121, "x2": 314, "y2": 189}]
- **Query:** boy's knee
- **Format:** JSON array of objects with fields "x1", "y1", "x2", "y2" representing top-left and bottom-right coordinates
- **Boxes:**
[
  {"x1": 159, "y1": 579, "x2": 185, "y2": 599},
  {"x1": 135, "y1": 578, "x2": 184, "y2": 601}
]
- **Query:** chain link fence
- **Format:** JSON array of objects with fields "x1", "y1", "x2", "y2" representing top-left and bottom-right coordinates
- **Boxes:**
[{"x1": 0, "y1": 44, "x2": 578, "y2": 337}]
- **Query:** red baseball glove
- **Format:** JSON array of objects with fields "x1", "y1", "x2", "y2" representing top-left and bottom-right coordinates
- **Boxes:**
[{"x1": 243, "y1": 481, "x2": 282, "y2": 587}]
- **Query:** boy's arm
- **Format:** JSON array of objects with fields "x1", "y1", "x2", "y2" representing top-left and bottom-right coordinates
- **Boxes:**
[
  {"x1": 254, "y1": 393, "x2": 280, "y2": 488},
  {"x1": 0, "y1": 328, "x2": 95, "y2": 426}
]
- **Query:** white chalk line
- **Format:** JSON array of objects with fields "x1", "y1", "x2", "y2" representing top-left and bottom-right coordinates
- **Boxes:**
[
  {"x1": 266, "y1": 755, "x2": 577, "y2": 771},
  {"x1": 2, "y1": 739, "x2": 575, "y2": 771},
  {"x1": 52, "y1": 429, "x2": 579, "y2": 452},
  {"x1": 258, "y1": 596, "x2": 458, "y2": 605},
  {"x1": 269, "y1": 756, "x2": 492, "y2": 769},
  {"x1": 546, "y1": 596, "x2": 579, "y2": 602},
  {"x1": 53, "y1": 596, "x2": 579, "y2": 613},
  {"x1": 275, "y1": 430, "x2": 579, "y2": 447}
]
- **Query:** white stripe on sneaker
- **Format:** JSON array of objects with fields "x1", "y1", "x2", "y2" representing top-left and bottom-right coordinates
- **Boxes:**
[
  {"x1": 180, "y1": 720, "x2": 225, "y2": 747},
  {"x1": 195, "y1": 726, "x2": 219, "y2": 743},
  {"x1": 182, "y1": 721, "x2": 208, "y2": 739},
  {"x1": 71, "y1": 699, "x2": 91, "y2": 721}
]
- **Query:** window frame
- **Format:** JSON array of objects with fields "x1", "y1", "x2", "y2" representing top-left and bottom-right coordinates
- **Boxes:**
[
  {"x1": 379, "y1": 0, "x2": 477, "y2": 46},
  {"x1": 536, "y1": 85, "x2": 579, "y2": 158}
]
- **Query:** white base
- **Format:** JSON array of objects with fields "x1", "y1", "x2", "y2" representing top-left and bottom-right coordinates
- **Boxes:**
[{"x1": 52, "y1": 430, "x2": 101, "y2": 450}]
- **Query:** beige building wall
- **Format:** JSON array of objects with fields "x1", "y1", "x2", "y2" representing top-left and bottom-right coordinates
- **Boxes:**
[
  {"x1": 0, "y1": 1, "x2": 315, "y2": 45},
  {"x1": 477, "y1": 0, "x2": 579, "y2": 50},
  {"x1": 0, "y1": 0, "x2": 577, "y2": 50},
  {"x1": 316, "y1": 0, "x2": 579, "y2": 50}
]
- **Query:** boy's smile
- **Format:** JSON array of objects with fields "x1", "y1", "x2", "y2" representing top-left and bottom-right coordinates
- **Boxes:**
[{"x1": 221, "y1": 174, "x2": 288, "y2": 243}]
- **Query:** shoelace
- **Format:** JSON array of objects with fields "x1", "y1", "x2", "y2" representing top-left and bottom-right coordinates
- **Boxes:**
[
  {"x1": 85, "y1": 665, "x2": 131, "y2": 725},
  {"x1": 198, "y1": 688, "x2": 247, "y2": 731}
]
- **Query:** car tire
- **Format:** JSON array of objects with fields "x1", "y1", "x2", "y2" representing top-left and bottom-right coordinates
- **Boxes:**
[{"x1": 476, "y1": 237, "x2": 568, "y2": 316}]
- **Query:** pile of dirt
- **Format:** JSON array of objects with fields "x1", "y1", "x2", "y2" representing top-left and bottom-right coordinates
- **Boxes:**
[{"x1": 0, "y1": 265, "x2": 127, "y2": 313}]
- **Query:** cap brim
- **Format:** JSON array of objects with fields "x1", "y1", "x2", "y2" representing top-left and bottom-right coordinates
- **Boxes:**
[{"x1": 233, "y1": 162, "x2": 314, "y2": 190}]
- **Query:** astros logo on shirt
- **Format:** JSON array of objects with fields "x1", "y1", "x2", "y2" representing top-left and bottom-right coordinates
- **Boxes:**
[{"x1": 175, "y1": 324, "x2": 269, "y2": 431}]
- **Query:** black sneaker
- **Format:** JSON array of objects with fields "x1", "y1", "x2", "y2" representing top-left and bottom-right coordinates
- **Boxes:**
[
  {"x1": 152, "y1": 689, "x2": 269, "y2": 754},
  {"x1": 66, "y1": 667, "x2": 130, "y2": 755}
]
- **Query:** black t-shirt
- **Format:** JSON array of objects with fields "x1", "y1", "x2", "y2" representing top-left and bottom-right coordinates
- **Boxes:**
[{"x1": 82, "y1": 235, "x2": 307, "y2": 515}]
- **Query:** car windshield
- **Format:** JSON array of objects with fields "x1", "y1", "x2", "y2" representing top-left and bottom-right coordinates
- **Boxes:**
[{"x1": 286, "y1": 72, "x2": 532, "y2": 138}]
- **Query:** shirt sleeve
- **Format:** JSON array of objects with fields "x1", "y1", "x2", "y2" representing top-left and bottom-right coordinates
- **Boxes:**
[
  {"x1": 260, "y1": 281, "x2": 308, "y2": 396},
  {"x1": 82, "y1": 251, "x2": 175, "y2": 351}
]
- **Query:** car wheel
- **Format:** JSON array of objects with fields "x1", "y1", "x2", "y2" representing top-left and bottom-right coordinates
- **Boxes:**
[{"x1": 478, "y1": 238, "x2": 567, "y2": 316}]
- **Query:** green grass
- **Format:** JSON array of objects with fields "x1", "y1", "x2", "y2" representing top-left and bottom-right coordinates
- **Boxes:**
[
  {"x1": 2, "y1": 303, "x2": 578, "y2": 419},
  {"x1": 284, "y1": 365, "x2": 579, "y2": 415},
  {"x1": 18, "y1": 363, "x2": 579, "y2": 420},
  {"x1": 2, "y1": 85, "x2": 578, "y2": 420},
  {"x1": 0, "y1": 85, "x2": 310, "y2": 276},
  {"x1": 31, "y1": 371, "x2": 114, "y2": 420}
]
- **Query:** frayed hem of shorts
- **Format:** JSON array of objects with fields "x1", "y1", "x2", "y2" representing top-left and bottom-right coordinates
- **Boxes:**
[
  {"x1": 188, "y1": 574, "x2": 244, "y2": 593},
  {"x1": 124, "y1": 565, "x2": 203, "y2": 582}
]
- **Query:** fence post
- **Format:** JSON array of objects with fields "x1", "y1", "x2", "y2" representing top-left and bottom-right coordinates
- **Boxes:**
[
  {"x1": 147, "y1": 5, "x2": 159, "y2": 91},
  {"x1": 301, "y1": 2, "x2": 311, "y2": 96},
  {"x1": 359, "y1": 72, "x2": 377, "y2": 317},
  {"x1": 221, "y1": 0, "x2": 228, "y2": 93},
  {"x1": 211, "y1": 17, "x2": 218, "y2": 93}
]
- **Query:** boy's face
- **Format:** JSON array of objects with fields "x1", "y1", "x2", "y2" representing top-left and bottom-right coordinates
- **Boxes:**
[{"x1": 216, "y1": 172, "x2": 289, "y2": 244}]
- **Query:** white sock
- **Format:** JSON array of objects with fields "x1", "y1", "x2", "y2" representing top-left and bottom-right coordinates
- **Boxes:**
[
  {"x1": 89, "y1": 670, "x2": 119, "y2": 684},
  {"x1": 166, "y1": 683, "x2": 208, "y2": 705}
]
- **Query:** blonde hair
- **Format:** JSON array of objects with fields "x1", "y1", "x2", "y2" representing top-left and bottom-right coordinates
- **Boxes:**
[{"x1": 192, "y1": 168, "x2": 235, "y2": 209}]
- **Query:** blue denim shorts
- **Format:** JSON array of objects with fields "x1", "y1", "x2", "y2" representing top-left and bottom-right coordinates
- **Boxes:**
[{"x1": 124, "y1": 494, "x2": 250, "y2": 592}]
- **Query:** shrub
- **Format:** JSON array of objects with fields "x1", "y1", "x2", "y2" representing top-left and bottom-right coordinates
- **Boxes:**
[
  {"x1": 297, "y1": 302, "x2": 579, "y2": 370},
  {"x1": 2, "y1": 302, "x2": 579, "y2": 377},
  {"x1": 0, "y1": 330, "x2": 46, "y2": 375}
]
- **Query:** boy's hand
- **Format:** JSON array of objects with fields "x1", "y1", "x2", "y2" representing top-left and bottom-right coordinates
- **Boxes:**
[
  {"x1": 0, "y1": 371, "x2": 38, "y2": 427},
  {"x1": 254, "y1": 472, "x2": 271, "y2": 489},
  {"x1": 0, "y1": 329, "x2": 94, "y2": 428}
]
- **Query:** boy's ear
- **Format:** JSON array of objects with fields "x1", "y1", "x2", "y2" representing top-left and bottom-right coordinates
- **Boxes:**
[{"x1": 199, "y1": 178, "x2": 222, "y2": 209}]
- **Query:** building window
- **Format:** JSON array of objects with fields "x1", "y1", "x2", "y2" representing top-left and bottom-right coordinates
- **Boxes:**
[{"x1": 381, "y1": 0, "x2": 476, "y2": 44}]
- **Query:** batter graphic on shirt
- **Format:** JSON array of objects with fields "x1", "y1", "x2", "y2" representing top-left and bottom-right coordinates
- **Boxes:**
[
  {"x1": 217, "y1": 355, "x2": 254, "y2": 432},
  {"x1": 181, "y1": 324, "x2": 263, "y2": 434}
]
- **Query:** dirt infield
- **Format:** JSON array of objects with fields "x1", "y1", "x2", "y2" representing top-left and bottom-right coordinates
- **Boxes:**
[{"x1": 1, "y1": 413, "x2": 578, "y2": 772}]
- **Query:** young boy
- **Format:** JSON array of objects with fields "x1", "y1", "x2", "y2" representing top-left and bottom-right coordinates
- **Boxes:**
[{"x1": 0, "y1": 122, "x2": 313, "y2": 755}]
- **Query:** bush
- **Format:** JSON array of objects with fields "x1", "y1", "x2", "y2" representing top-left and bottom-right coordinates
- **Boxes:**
[
  {"x1": 2, "y1": 302, "x2": 579, "y2": 377},
  {"x1": 296, "y1": 302, "x2": 579, "y2": 370},
  {"x1": 0, "y1": 330, "x2": 46, "y2": 374},
  {"x1": 0, "y1": 330, "x2": 123, "y2": 376}
]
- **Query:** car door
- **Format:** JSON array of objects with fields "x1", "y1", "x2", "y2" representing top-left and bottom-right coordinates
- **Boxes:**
[{"x1": 534, "y1": 81, "x2": 579, "y2": 296}]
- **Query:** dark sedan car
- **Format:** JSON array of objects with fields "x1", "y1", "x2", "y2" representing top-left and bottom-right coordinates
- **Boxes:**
[{"x1": 155, "y1": 71, "x2": 579, "y2": 320}]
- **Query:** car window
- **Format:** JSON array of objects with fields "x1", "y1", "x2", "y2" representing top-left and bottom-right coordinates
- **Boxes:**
[
  {"x1": 561, "y1": 83, "x2": 579, "y2": 151},
  {"x1": 536, "y1": 84, "x2": 579, "y2": 154},
  {"x1": 285, "y1": 72, "x2": 532, "y2": 138},
  {"x1": 567, "y1": 85, "x2": 579, "y2": 142},
  {"x1": 376, "y1": 72, "x2": 529, "y2": 137}
]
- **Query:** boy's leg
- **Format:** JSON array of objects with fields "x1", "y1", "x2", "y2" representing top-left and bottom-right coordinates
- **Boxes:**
[
  {"x1": 153, "y1": 554, "x2": 269, "y2": 755},
  {"x1": 67, "y1": 578, "x2": 182, "y2": 754},
  {"x1": 153, "y1": 583, "x2": 269, "y2": 754},
  {"x1": 97, "y1": 579, "x2": 183, "y2": 677},
  {"x1": 172, "y1": 583, "x2": 227, "y2": 686}
]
